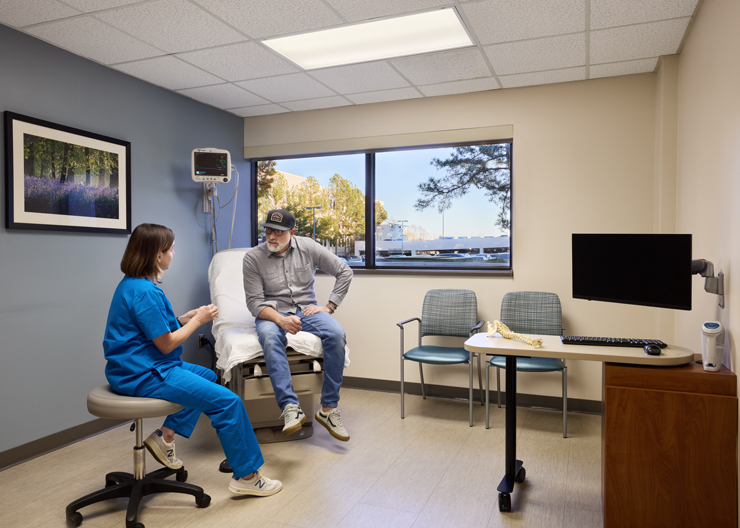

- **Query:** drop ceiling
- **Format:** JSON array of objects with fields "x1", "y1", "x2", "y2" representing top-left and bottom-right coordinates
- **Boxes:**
[{"x1": 0, "y1": 0, "x2": 700, "y2": 117}]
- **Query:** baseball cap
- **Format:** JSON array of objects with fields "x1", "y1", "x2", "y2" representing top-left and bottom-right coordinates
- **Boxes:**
[{"x1": 260, "y1": 208, "x2": 295, "y2": 231}]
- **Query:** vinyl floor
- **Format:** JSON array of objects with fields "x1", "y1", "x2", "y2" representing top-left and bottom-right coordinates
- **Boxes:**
[{"x1": 0, "y1": 388, "x2": 603, "y2": 528}]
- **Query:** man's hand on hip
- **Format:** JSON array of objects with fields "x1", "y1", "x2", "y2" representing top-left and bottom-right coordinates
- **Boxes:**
[{"x1": 279, "y1": 315, "x2": 302, "y2": 334}]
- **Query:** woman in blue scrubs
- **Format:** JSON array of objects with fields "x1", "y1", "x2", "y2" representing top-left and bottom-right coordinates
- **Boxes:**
[{"x1": 103, "y1": 223, "x2": 282, "y2": 496}]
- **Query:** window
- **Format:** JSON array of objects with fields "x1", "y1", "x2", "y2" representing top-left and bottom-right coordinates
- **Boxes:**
[{"x1": 252, "y1": 140, "x2": 512, "y2": 271}]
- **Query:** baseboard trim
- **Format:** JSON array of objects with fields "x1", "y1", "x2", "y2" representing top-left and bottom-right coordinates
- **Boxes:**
[
  {"x1": 343, "y1": 376, "x2": 602, "y2": 414},
  {"x1": 1, "y1": 378, "x2": 600, "y2": 471},
  {"x1": 0, "y1": 418, "x2": 128, "y2": 471}
]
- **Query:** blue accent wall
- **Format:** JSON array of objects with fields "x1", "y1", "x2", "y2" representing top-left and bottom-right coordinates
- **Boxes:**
[{"x1": 0, "y1": 24, "x2": 250, "y2": 452}]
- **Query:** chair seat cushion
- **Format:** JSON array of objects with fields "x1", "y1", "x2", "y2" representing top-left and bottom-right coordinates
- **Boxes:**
[
  {"x1": 489, "y1": 356, "x2": 564, "y2": 372},
  {"x1": 403, "y1": 346, "x2": 470, "y2": 365},
  {"x1": 87, "y1": 385, "x2": 184, "y2": 420}
]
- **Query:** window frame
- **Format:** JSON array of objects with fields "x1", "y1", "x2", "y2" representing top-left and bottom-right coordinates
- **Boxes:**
[{"x1": 250, "y1": 138, "x2": 513, "y2": 273}]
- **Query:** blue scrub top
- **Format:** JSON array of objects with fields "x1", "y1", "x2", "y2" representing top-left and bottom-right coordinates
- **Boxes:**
[{"x1": 103, "y1": 275, "x2": 182, "y2": 394}]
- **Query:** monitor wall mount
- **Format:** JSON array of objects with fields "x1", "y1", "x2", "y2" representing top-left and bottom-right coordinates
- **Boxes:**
[{"x1": 691, "y1": 259, "x2": 724, "y2": 308}]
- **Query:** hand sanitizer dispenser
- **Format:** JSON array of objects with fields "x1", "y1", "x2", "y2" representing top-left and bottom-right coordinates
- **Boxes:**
[{"x1": 701, "y1": 321, "x2": 723, "y2": 371}]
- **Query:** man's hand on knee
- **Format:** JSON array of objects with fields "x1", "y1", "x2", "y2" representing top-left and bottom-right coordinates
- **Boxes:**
[{"x1": 278, "y1": 315, "x2": 302, "y2": 334}]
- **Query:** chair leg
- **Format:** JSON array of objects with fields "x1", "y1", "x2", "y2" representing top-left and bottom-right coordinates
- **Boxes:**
[
  {"x1": 496, "y1": 366, "x2": 502, "y2": 408},
  {"x1": 419, "y1": 363, "x2": 426, "y2": 399},
  {"x1": 563, "y1": 366, "x2": 568, "y2": 438},
  {"x1": 476, "y1": 354, "x2": 484, "y2": 406},
  {"x1": 485, "y1": 362, "x2": 490, "y2": 429},
  {"x1": 400, "y1": 357, "x2": 405, "y2": 419}
]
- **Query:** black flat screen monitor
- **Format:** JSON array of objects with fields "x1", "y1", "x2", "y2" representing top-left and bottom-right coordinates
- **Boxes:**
[{"x1": 572, "y1": 234, "x2": 692, "y2": 311}]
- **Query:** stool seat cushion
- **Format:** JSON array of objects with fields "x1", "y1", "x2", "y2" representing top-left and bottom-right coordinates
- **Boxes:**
[{"x1": 87, "y1": 385, "x2": 184, "y2": 420}]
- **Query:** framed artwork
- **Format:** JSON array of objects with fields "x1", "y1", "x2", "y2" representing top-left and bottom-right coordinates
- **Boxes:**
[{"x1": 4, "y1": 111, "x2": 131, "y2": 234}]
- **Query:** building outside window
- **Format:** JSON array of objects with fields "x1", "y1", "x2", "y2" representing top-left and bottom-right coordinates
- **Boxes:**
[{"x1": 253, "y1": 140, "x2": 512, "y2": 271}]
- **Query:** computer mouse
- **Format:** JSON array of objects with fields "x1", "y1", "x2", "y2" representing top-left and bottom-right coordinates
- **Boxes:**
[{"x1": 644, "y1": 344, "x2": 661, "y2": 356}]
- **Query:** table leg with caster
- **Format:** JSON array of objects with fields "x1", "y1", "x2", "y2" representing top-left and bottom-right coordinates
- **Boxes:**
[{"x1": 497, "y1": 355, "x2": 525, "y2": 512}]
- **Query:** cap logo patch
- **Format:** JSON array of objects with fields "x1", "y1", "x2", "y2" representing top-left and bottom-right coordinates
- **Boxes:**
[{"x1": 270, "y1": 212, "x2": 283, "y2": 222}]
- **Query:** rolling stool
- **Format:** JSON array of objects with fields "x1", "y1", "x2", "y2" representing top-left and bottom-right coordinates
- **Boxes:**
[{"x1": 66, "y1": 385, "x2": 211, "y2": 528}]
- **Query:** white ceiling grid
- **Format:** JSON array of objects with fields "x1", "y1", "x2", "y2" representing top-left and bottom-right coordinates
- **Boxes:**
[{"x1": 0, "y1": 0, "x2": 700, "y2": 117}]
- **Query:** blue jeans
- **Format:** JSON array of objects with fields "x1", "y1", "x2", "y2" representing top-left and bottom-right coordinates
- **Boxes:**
[
  {"x1": 255, "y1": 308, "x2": 346, "y2": 409},
  {"x1": 134, "y1": 361, "x2": 264, "y2": 479}
]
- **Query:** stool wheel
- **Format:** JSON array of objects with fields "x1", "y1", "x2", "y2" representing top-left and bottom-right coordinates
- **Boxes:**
[
  {"x1": 196, "y1": 494, "x2": 211, "y2": 508},
  {"x1": 176, "y1": 470, "x2": 188, "y2": 482},
  {"x1": 131, "y1": 523, "x2": 144, "y2": 528},
  {"x1": 66, "y1": 512, "x2": 82, "y2": 527}
]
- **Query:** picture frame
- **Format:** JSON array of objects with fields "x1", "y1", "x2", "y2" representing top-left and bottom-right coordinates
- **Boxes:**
[{"x1": 4, "y1": 111, "x2": 131, "y2": 234}]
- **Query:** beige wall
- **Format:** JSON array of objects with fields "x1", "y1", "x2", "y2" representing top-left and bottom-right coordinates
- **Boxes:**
[
  {"x1": 245, "y1": 74, "x2": 665, "y2": 403},
  {"x1": 675, "y1": 0, "x2": 739, "y2": 365},
  {"x1": 674, "y1": 0, "x2": 740, "y2": 513}
]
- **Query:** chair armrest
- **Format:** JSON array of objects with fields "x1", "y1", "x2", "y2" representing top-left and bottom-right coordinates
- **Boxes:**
[
  {"x1": 397, "y1": 317, "x2": 421, "y2": 328},
  {"x1": 470, "y1": 320, "x2": 485, "y2": 336}
]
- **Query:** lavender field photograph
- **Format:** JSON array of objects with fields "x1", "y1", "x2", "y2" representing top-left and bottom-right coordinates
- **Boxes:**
[
  {"x1": 5, "y1": 112, "x2": 130, "y2": 234},
  {"x1": 23, "y1": 134, "x2": 120, "y2": 219}
]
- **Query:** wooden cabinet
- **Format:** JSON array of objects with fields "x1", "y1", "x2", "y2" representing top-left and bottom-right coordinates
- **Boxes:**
[{"x1": 603, "y1": 355, "x2": 737, "y2": 528}]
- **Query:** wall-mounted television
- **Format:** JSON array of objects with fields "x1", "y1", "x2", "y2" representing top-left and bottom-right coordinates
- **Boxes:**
[{"x1": 572, "y1": 234, "x2": 692, "y2": 311}]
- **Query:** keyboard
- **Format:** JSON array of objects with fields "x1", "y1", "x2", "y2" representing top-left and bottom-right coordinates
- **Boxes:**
[{"x1": 561, "y1": 336, "x2": 667, "y2": 348}]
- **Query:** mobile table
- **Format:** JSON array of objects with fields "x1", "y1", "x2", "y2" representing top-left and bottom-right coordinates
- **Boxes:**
[{"x1": 464, "y1": 333, "x2": 694, "y2": 512}]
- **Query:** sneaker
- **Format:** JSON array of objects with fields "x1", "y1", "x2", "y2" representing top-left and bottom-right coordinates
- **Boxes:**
[
  {"x1": 280, "y1": 404, "x2": 305, "y2": 437},
  {"x1": 143, "y1": 429, "x2": 183, "y2": 469},
  {"x1": 315, "y1": 408, "x2": 350, "y2": 442},
  {"x1": 229, "y1": 470, "x2": 283, "y2": 497}
]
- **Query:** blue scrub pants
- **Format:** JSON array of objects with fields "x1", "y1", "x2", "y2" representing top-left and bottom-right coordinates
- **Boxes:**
[
  {"x1": 255, "y1": 308, "x2": 346, "y2": 410},
  {"x1": 134, "y1": 362, "x2": 263, "y2": 480}
]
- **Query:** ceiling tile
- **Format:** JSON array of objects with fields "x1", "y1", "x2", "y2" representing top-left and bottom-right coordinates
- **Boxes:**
[
  {"x1": 95, "y1": 0, "x2": 246, "y2": 53},
  {"x1": 282, "y1": 96, "x2": 352, "y2": 112},
  {"x1": 177, "y1": 42, "x2": 298, "y2": 82},
  {"x1": 591, "y1": 0, "x2": 698, "y2": 30},
  {"x1": 26, "y1": 16, "x2": 162, "y2": 64},
  {"x1": 62, "y1": 0, "x2": 143, "y2": 12},
  {"x1": 590, "y1": 58, "x2": 659, "y2": 79},
  {"x1": 326, "y1": 0, "x2": 451, "y2": 22},
  {"x1": 418, "y1": 77, "x2": 500, "y2": 97},
  {"x1": 177, "y1": 83, "x2": 269, "y2": 108},
  {"x1": 235, "y1": 73, "x2": 335, "y2": 102},
  {"x1": 462, "y1": 0, "x2": 584, "y2": 45},
  {"x1": 229, "y1": 104, "x2": 290, "y2": 117},
  {"x1": 194, "y1": 0, "x2": 342, "y2": 39},
  {"x1": 391, "y1": 48, "x2": 490, "y2": 85},
  {"x1": 590, "y1": 18, "x2": 690, "y2": 64},
  {"x1": 484, "y1": 33, "x2": 585, "y2": 75},
  {"x1": 113, "y1": 56, "x2": 223, "y2": 90},
  {"x1": 310, "y1": 62, "x2": 410, "y2": 94},
  {"x1": 0, "y1": 0, "x2": 79, "y2": 28},
  {"x1": 499, "y1": 67, "x2": 585, "y2": 88},
  {"x1": 345, "y1": 87, "x2": 422, "y2": 105}
]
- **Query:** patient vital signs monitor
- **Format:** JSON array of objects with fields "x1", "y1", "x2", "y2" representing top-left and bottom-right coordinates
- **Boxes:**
[{"x1": 192, "y1": 148, "x2": 231, "y2": 183}]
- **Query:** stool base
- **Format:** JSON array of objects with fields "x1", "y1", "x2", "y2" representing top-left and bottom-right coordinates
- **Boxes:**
[{"x1": 66, "y1": 466, "x2": 209, "y2": 528}]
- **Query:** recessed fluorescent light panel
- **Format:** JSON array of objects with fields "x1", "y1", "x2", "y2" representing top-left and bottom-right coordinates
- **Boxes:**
[{"x1": 262, "y1": 8, "x2": 473, "y2": 70}]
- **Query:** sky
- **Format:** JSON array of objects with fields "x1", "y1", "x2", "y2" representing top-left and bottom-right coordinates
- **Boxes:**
[{"x1": 274, "y1": 147, "x2": 509, "y2": 239}]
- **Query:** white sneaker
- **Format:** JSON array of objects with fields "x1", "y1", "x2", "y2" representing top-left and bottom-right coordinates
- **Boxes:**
[
  {"x1": 143, "y1": 429, "x2": 183, "y2": 469},
  {"x1": 229, "y1": 470, "x2": 283, "y2": 497},
  {"x1": 315, "y1": 408, "x2": 350, "y2": 442},
  {"x1": 280, "y1": 404, "x2": 305, "y2": 437}
]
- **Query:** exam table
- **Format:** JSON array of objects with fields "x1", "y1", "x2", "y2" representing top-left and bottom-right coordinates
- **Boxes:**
[{"x1": 208, "y1": 248, "x2": 350, "y2": 443}]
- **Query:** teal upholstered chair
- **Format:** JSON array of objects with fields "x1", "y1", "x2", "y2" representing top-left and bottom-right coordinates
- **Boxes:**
[
  {"x1": 486, "y1": 291, "x2": 568, "y2": 437},
  {"x1": 398, "y1": 289, "x2": 484, "y2": 426}
]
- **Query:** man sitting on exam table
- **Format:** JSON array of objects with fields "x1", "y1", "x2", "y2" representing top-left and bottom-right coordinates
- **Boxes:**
[{"x1": 243, "y1": 208, "x2": 353, "y2": 441}]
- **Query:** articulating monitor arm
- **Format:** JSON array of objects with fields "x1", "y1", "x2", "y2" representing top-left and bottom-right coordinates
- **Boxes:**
[{"x1": 691, "y1": 259, "x2": 724, "y2": 308}]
